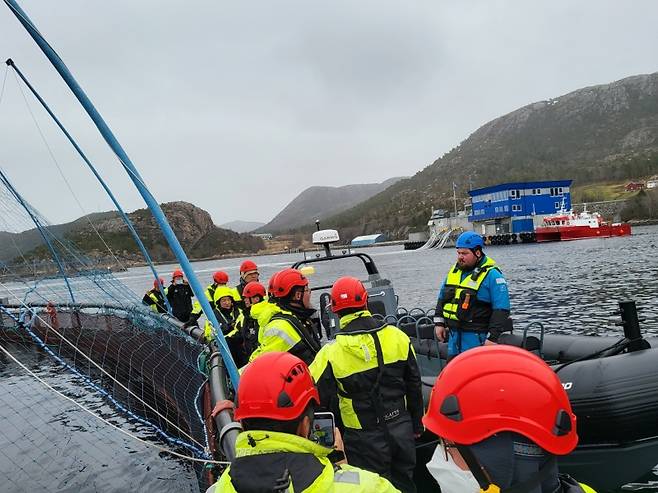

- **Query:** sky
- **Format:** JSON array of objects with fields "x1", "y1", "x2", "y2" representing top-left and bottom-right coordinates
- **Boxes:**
[{"x1": 0, "y1": 0, "x2": 657, "y2": 228}]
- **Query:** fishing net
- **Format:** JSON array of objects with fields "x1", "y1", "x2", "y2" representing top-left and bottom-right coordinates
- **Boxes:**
[{"x1": 0, "y1": 157, "x2": 218, "y2": 491}]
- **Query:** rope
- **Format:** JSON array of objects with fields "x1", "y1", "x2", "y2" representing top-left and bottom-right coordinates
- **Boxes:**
[
  {"x1": 0, "y1": 341, "x2": 229, "y2": 466},
  {"x1": 9, "y1": 304, "x2": 207, "y2": 456},
  {"x1": 11, "y1": 69, "x2": 127, "y2": 272},
  {"x1": 195, "y1": 378, "x2": 211, "y2": 453},
  {"x1": 6, "y1": 60, "x2": 172, "y2": 313},
  {"x1": 0, "y1": 294, "x2": 203, "y2": 447},
  {"x1": 0, "y1": 65, "x2": 8, "y2": 114}
]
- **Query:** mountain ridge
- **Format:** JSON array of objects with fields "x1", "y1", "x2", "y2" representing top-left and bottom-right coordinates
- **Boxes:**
[
  {"x1": 257, "y1": 177, "x2": 405, "y2": 233},
  {"x1": 219, "y1": 220, "x2": 266, "y2": 233},
  {"x1": 323, "y1": 71, "x2": 658, "y2": 239}
]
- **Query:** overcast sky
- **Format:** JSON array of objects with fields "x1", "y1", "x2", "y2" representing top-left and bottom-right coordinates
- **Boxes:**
[{"x1": 1, "y1": 1, "x2": 657, "y2": 228}]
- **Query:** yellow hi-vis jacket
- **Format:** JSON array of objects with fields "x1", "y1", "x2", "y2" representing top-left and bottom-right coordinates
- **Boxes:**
[
  {"x1": 309, "y1": 310, "x2": 424, "y2": 433},
  {"x1": 209, "y1": 431, "x2": 400, "y2": 493},
  {"x1": 248, "y1": 301, "x2": 320, "y2": 366},
  {"x1": 144, "y1": 288, "x2": 167, "y2": 313},
  {"x1": 201, "y1": 286, "x2": 241, "y2": 341}
]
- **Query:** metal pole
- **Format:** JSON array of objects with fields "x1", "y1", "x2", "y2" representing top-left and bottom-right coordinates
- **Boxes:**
[
  {"x1": 5, "y1": 58, "x2": 171, "y2": 313},
  {"x1": 4, "y1": 0, "x2": 239, "y2": 386}
]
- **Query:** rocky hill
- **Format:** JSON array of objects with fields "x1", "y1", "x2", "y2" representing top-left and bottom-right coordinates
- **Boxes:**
[
  {"x1": 4, "y1": 202, "x2": 263, "y2": 265},
  {"x1": 0, "y1": 211, "x2": 118, "y2": 263},
  {"x1": 258, "y1": 177, "x2": 405, "y2": 233},
  {"x1": 325, "y1": 72, "x2": 658, "y2": 239}
]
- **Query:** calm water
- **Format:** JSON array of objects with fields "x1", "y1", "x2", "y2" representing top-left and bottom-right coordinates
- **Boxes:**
[
  {"x1": 2, "y1": 225, "x2": 657, "y2": 491},
  {"x1": 0, "y1": 347, "x2": 199, "y2": 492},
  {"x1": 119, "y1": 225, "x2": 658, "y2": 336}
]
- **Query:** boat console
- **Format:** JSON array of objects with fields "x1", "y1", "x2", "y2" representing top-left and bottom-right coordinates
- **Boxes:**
[{"x1": 292, "y1": 227, "x2": 399, "y2": 338}]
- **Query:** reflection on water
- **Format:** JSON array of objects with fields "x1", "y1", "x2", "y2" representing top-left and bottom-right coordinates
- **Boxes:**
[{"x1": 0, "y1": 345, "x2": 199, "y2": 492}]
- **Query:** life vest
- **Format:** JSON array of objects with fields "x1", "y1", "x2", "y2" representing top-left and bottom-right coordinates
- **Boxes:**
[{"x1": 442, "y1": 257, "x2": 499, "y2": 332}]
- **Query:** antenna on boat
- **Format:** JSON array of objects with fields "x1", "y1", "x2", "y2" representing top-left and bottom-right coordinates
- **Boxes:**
[
  {"x1": 3, "y1": 0, "x2": 239, "y2": 386},
  {"x1": 312, "y1": 220, "x2": 339, "y2": 258}
]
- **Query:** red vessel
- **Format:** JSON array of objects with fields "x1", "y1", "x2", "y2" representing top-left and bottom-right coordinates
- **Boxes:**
[{"x1": 534, "y1": 205, "x2": 632, "y2": 242}]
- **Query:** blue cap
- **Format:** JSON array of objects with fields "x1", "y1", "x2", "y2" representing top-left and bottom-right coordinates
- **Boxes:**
[{"x1": 456, "y1": 231, "x2": 484, "y2": 249}]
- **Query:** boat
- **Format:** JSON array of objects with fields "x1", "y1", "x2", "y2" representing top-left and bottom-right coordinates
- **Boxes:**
[
  {"x1": 534, "y1": 201, "x2": 631, "y2": 242},
  {"x1": 4, "y1": 1, "x2": 653, "y2": 490},
  {"x1": 296, "y1": 230, "x2": 658, "y2": 492}
]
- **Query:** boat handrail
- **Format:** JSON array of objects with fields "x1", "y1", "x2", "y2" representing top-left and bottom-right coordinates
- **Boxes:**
[{"x1": 292, "y1": 252, "x2": 380, "y2": 275}]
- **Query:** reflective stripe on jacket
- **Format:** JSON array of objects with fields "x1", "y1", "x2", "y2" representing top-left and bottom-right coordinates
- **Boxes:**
[
  {"x1": 310, "y1": 310, "x2": 423, "y2": 433},
  {"x1": 441, "y1": 256, "x2": 498, "y2": 332},
  {"x1": 248, "y1": 301, "x2": 320, "y2": 366},
  {"x1": 209, "y1": 431, "x2": 400, "y2": 493}
]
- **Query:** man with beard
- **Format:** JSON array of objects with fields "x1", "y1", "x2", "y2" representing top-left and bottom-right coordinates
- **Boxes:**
[{"x1": 433, "y1": 231, "x2": 511, "y2": 359}]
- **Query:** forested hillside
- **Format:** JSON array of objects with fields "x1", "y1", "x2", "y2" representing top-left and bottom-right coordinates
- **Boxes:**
[{"x1": 326, "y1": 72, "x2": 658, "y2": 239}]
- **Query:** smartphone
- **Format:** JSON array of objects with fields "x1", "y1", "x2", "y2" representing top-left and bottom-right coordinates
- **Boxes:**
[{"x1": 310, "y1": 411, "x2": 335, "y2": 447}]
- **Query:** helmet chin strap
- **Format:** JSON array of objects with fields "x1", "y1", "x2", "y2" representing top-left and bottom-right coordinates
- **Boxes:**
[
  {"x1": 456, "y1": 445, "x2": 492, "y2": 490},
  {"x1": 456, "y1": 444, "x2": 557, "y2": 493}
]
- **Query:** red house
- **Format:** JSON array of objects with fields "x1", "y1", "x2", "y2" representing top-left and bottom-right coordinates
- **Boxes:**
[{"x1": 625, "y1": 182, "x2": 645, "y2": 192}]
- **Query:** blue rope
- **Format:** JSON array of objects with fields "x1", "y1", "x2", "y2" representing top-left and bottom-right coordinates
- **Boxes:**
[
  {"x1": 0, "y1": 305, "x2": 210, "y2": 459},
  {"x1": 7, "y1": 59, "x2": 171, "y2": 313},
  {"x1": 4, "y1": 0, "x2": 240, "y2": 388}
]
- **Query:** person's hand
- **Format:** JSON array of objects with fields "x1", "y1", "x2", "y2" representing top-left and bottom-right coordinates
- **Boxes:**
[
  {"x1": 434, "y1": 324, "x2": 448, "y2": 342},
  {"x1": 333, "y1": 427, "x2": 347, "y2": 465},
  {"x1": 484, "y1": 339, "x2": 497, "y2": 346},
  {"x1": 211, "y1": 399, "x2": 234, "y2": 418}
]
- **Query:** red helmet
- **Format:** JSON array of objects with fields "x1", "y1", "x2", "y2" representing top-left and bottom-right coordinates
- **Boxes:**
[
  {"x1": 234, "y1": 352, "x2": 319, "y2": 421},
  {"x1": 172, "y1": 269, "x2": 184, "y2": 279},
  {"x1": 240, "y1": 260, "x2": 258, "y2": 274},
  {"x1": 267, "y1": 271, "x2": 280, "y2": 297},
  {"x1": 331, "y1": 276, "x2": 368, "y2": 313},
  {"x1": 243, "y1": 281, "x2": 266, "y2": 299},
  {"x1": 270, "y1": 268, "x2": 308, "y2": 299},
  {"x1": 153, "y1": 278, "x2": 165, "y2": 289},
  {"x1": 422, "y1": 345, "x2": 578, "y2": 455},
  {"x1": 213, "y1": 271, "x2": 229, "y2": 284}
]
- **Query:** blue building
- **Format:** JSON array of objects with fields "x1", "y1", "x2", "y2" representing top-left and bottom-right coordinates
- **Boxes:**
[
  {"x1": 351, "y1": 233, "x2": 387, "y2": 247},
  {"x1": 468, "y1": 180, "x2": 572, "y2": 235}
]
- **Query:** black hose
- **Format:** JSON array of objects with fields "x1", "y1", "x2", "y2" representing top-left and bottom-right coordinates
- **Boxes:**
[{"x1": 553, "y1": 338, "x2": 628, "y2": 374}]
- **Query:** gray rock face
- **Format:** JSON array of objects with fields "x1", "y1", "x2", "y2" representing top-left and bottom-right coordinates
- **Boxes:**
[{"x1": 1, "y1": 201, "x2": 263, "y2": 264}]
